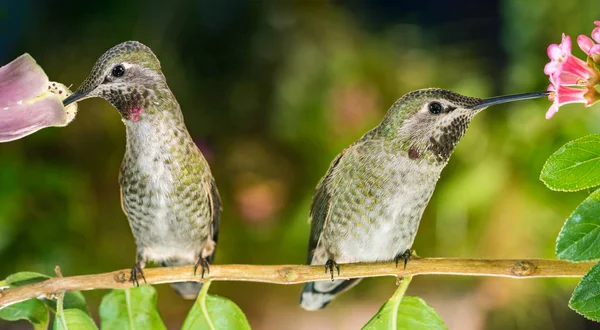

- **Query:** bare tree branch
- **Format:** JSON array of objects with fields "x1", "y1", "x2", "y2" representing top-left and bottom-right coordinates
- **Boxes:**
[{"x1": 0, "y1": 258, "x2": 594, "y2": 308}]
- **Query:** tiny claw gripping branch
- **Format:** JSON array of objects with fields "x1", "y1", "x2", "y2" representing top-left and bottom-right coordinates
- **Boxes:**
[
  {"x1": 325, "y1": 259, "x2": 340, "y2": 281},
  {"x1": 130, "y1": 263, "x2": 146, "y2": 287},
  {"x1": 394, "y1": 249, "x2": 413, "y2": 269},
  {"x1": 194, "y1": 257, "x2": 210, "y2": 278}
]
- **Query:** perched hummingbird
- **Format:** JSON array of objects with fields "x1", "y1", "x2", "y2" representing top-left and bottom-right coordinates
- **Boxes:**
[
  {"x1": 63, "y1": 41, "x2": 221, "y2": 299},
  {"x1": 299, "y1": 88, "x2": 547, "y2": 310}
]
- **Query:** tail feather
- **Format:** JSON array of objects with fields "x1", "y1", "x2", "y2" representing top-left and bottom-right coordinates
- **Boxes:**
[
  {"x1": 171, "y1": 282, "x2": 203, "y2": 300},
  {"x1": 300, "y1": 278, "x2": 361, "y2": 311},
  {"x1": 161, "y1": 260, "x2": 202, "y2": 300}
]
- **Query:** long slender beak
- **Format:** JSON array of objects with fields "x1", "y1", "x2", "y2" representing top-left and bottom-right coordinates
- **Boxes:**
[
  {"x1": 469, "y1": 91, "x2": 550, "y2": 110},
  {"x1": 62, "y1": 90, "x2": 91, "y2": 107}
]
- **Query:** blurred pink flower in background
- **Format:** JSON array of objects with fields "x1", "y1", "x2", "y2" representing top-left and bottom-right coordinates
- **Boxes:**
[{"x1": 544, "y1": 24, "x2": 600, "y2": 119}]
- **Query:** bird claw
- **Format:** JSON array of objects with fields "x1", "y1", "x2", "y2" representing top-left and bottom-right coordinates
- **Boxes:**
[
  {"x1": 130, "y1": 262, "x2": 147, "y2": 287},
  {"x1": 394, "y1": 249, "x2": 412, "y2": 269},
  {"x1": 194, "y1": 257, "x2": 210, "y2": 278},
  {"x1": 324, "y1": 259, "x2": 340, "y2": 282}
]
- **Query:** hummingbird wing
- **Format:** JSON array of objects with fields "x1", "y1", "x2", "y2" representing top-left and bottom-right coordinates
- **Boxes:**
[
  {"x1": 206, "y1": 178, "x2": 221, "y2": 264},
  {"x1": 306, "y1": 151, "x2": 345, "y2": 264}
]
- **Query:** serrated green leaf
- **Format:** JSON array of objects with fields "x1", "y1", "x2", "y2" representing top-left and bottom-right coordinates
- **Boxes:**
[
  {"x1": 99, "y1": 286, "x2": 166, "y2": 330},
  {"x1": 540, "y1": 134, "x2": 600, "y2": 192},
  {"x1": 362, "y1": 277, "x2": 447, "y2": 330},
  {"x1": 0, "y1": 299, "x2": 49, "y2": 330},
  {"x1": 556, "y1": 189, "x2": 600, "y2": 261},
  {"x1": 570, "y1": 261, "x2": 600, "y2": 321},
  {"x1": 54, "y1": 309, "x2": 98, "y2": 330},
  {"x1": 181, "y1": 281, "x2": 251, "y2": 330}
]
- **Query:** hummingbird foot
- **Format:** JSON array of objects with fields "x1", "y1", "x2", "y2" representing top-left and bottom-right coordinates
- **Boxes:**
[
  {"x1": 130, "y1": 262, "x2": 147, "y2": 287},
  {"x1": 193, "y1": 257, "x2": 210, "y2": 279},
  {"x1": 394, "y1": 249, "x2": 412, "y2": 269},
  {"x1": 324, "y1": 259, "x2": 340, "y2": 282}
]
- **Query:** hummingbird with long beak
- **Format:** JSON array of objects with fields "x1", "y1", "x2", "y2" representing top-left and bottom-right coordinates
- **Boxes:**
[
  {"x1": 300, "y1": 88, "x2": 547, "y2": 310},
  {"x1": 63, "y1": 41, "x2": 221, "y2": 299}
]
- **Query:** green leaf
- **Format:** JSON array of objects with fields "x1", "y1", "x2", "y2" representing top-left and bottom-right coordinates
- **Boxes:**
[
  {"x1": 540, "y1": 134, "x2": 600, "y2": 192},
  {"x1": 0, "y1": 271, "x2": 49, "y2": 287},
  {"x1": 99, "y1": 286, "x2": 166, "y2": 330},
  {"x1": 362, "y1": 277, "x2": 447, "y2": 330},
  {"x1": 570, "y1": 261, "x2": 600, "y2": 321},
  {"x1": 556, "y1": 189, "x2": 600, "y2": 261},
  {"x1": 0, "y1": 299, "x2": 49, "y2": 330},
  {"x1": 46, "y1": 291, "x2": 89, "y2": 314},
  {"x1": 0, "y1": 272, "x2": 51, "y2": 329},
  {"x1": 0, "y1": 272, "x2": 89, "y2": 314},
  {"x1": 54, "y1": 309, "x2": 98, "y2": 330},
  {"x1": 182, "y1": 281, "x2": 251, "y2": 330}
]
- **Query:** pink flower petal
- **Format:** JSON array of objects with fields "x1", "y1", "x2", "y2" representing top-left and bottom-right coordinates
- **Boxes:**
[
  {"x1": 562, "y1": 55, "x2": 598, "y2": 82},
  {"x1": 560, "y1": 34, "x2": 572, "y2": 54},
  {"x1": 0, "y1": 54, "x2": 78, "y2": 142},
  {"x1": 546, "y1": 101, "x2": 559, "y2": 119},
  {"x1": 556, "y1": 71, "x2": 582, "y2": 85},
  {"x1": 590, "y1": 44, "x2": 600, "y2": 55},
  {"x1": 544, "y1": 61, "x2": 561, "y2": 75},
  {"x1": 0, "y1": 54, "x2": 47, "y2": 106},
  {"x1": 556, "y1": 85, "x2": 587, "y2": 104},
  {"x1": 578, "y1": 35, "x2": 595, "y2": 55},
  {"x1": 593, "y1": 27, "x2": 600, "y2": 44},
  {"x1": 547, "y1": 44, "x2": 563, "y2": 60},
  {"x1": 0, "y1": 94, "x2": 66, "y2": 142}
]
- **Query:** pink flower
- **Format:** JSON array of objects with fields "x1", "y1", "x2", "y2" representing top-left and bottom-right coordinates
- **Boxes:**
[
  {"x1": 0, "y1": 54, "x2": 77, "y2": 142},
  {"x1": 543, "y1": 23, "x2": 600, "y2": 119},
  {"x1": 544, "y1": 34, "x2": 572, "y2": 77},
  {"x1": 577, "y1": 21, "x2": 600, "y2": 63},
  {"x1": 546, "y1": 82, "x2": 599, "y2": 119},
  {"x1": 544, "y1": 34, "x2": 599, "y2": 86}
]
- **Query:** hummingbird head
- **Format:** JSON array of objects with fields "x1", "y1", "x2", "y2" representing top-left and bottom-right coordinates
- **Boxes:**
[
  {"x1": 379, "y1": 88, "x2": 547, "y2": 164},
  {"x1": 63, "y1": 41, "x2": 166, "y2": 121}
]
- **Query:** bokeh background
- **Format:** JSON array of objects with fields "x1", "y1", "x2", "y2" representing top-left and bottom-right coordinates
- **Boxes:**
[{"x1": 1, "y1": 0, "x2": 600, "y2": 329}]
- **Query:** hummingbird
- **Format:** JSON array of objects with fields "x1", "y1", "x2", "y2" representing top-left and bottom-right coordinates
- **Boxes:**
[
  {"x1": 299, "y1": 88, "x2": 547, "y2": 310},
  {"x1": 63, "y1": 41, "x2": 221, "y2": 299}
]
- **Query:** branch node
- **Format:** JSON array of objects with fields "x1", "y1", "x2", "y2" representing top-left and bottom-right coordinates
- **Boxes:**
[
  {"x1": 278, "y1": 267, "x2": 299, "y2": 282},
  {"x1": 45, "y1": 292, "x2": 58, "y2": 300},
  {"x1": 511, "y1": 260, "x2": 537, "y2": 277},
  {"x1": 114, "y1": 271, "x2": 128, "y2": 283},
  {"x1": 395, "y1": 277, "x2": 403, "y2": 285},
  {"x1": 54, "y1": 266, "x2": 63, "y2": 278}
]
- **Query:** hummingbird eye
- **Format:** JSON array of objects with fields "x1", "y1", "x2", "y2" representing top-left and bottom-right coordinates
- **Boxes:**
[
  {"x1": 111, "y1": 65, "x2": 125, "y2": 78},
  {"x1": 428, "y1": 102, "x2": 443, "y2": 114}
]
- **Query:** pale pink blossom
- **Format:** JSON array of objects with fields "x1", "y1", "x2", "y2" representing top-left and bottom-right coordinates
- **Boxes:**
[{"x1": 0, "y1": 54, "x2": 77, "y2": 142}]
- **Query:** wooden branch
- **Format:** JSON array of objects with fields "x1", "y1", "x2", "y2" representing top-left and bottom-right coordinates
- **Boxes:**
[{"x1": 0, "y1": 258, "x2": 594, "y2": 309}]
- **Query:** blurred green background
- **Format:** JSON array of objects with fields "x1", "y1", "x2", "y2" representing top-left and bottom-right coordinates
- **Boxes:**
[{"x1": 1, "y1": 0, "x2": 600, "y2": 329}]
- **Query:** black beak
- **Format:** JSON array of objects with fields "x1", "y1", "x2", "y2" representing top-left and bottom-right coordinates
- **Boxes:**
[
  {"x1": 469, "y1": 91, "x2": 550, "y2": 110},
  {"x1": 62, "y1": 90, "x2": 90, "y2": 107}
]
